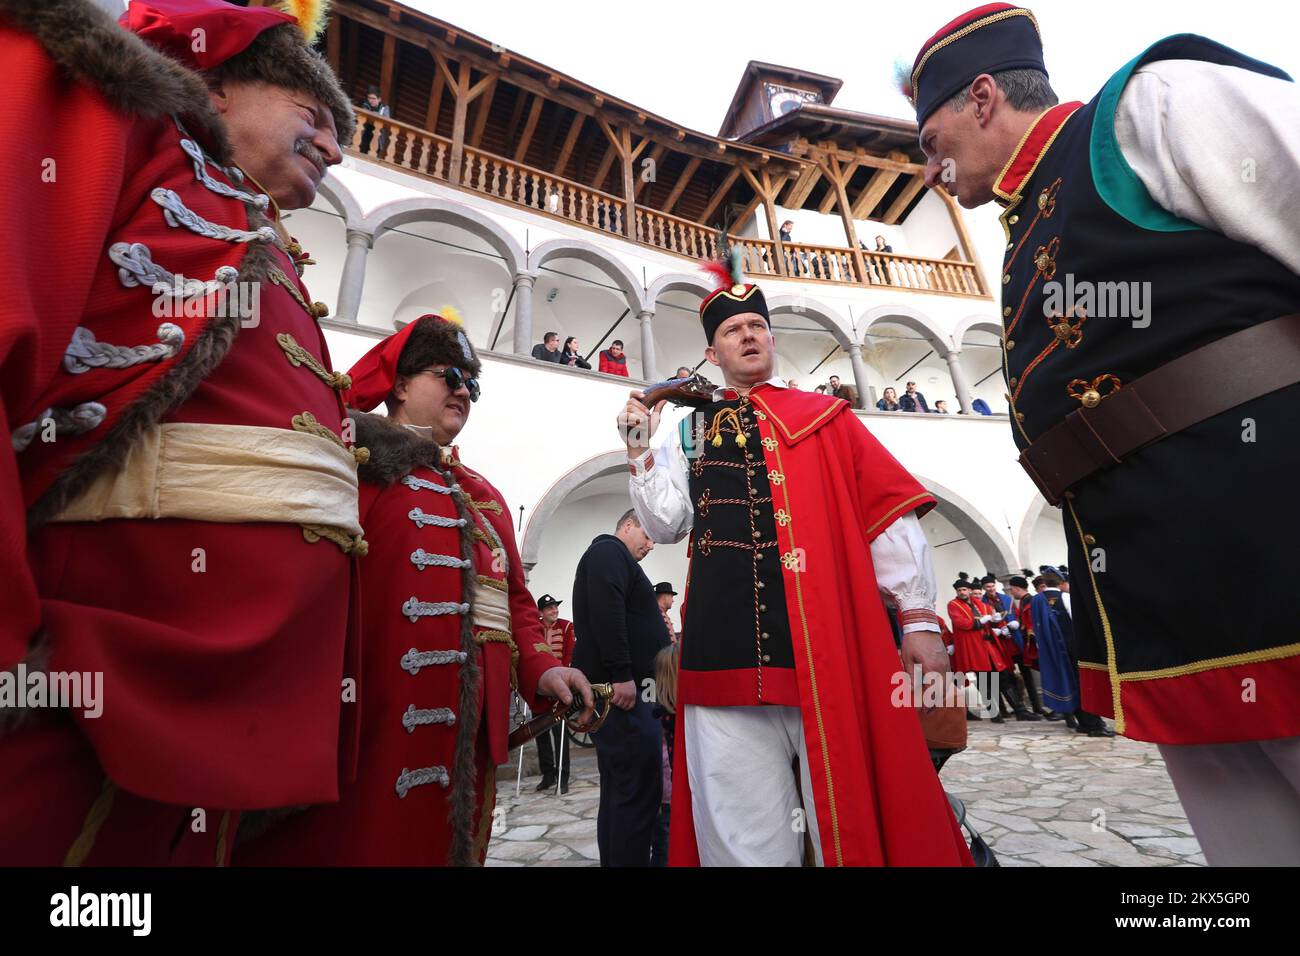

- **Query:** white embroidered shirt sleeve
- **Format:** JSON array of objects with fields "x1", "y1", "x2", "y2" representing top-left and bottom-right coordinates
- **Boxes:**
[
  {"x1": 629, "y1": 417, "x2": 694, "y2": 544},
  {"x1": 871, "y1": 512, "x2": 940, "y2": 634}
]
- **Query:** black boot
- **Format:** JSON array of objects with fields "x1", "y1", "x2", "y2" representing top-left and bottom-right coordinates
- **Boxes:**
[
  {"x1": 536, "y1": 775, "x2": 557, "y2": 792},
  {"x1": 1064, "y1": 713, "x2": 1079, "y2": 729},
  {"x1": 1021, "y1": 666, "x2": 1046, "y2": 715},
  {"x1": 1003, "y1": 672, "x2": 1041, "y2": 721}
]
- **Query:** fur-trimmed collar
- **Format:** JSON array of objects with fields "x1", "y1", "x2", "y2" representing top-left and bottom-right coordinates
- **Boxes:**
[
  {"x1": 0, "y1": 0, "x2": 232, "y2": 161},
  {"x1": 349, "y1": 410, "x2": 446, "y2": 487}
]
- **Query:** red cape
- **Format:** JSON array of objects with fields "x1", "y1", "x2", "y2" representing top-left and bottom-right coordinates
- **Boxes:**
[{"x1": 668, "y1": 385, "x2": 972, "y2": 866}]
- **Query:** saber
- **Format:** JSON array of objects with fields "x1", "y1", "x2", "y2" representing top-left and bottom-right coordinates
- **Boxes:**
[{"x1": 508, "y1": 682, "x2": 614, "y2": 751}]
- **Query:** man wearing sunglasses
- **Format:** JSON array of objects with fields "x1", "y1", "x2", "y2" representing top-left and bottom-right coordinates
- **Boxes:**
[{"x1": 239, "y1": 312, "x2": 593, "y2": 865}]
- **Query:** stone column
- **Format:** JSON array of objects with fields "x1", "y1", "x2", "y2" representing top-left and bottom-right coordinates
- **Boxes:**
[
  {"x1": 945, "y1": 349, "x2": 974, "y2": 414},
  {"x1": 638, "y1": 310, "x2": 658, "y2": 381},
  {"x1": 334, "y1": 229, "x2": 373, "y2": 324},
  {"x1": 511, "y1": 272, "x2": 537, "y2": 356},
  {"x1": 848, "y1": 342, "x2": 872, "y2": 410}
]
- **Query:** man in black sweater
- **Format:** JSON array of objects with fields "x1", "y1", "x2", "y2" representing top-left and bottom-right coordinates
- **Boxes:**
[{"x1": 572, "y1": 509, "x2": 669, "y2": 866}]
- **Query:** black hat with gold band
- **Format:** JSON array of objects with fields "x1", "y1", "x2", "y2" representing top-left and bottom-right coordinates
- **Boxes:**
[
  {"x1": 904, "y1": 3, "x2": 1045, "y2": 127},
  {"x1": 699, "y1": 249, "x2": 769, "y2": 345}
]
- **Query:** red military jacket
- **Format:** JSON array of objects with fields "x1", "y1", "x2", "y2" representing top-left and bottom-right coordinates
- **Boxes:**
[
  {"x1": 537, "y1": 617, "x2": 576, "y2": 668},
  {"x1": 1016, "y1": 596, "x2": 1038, "y2": 668},
  {"x1": 947, "y1": 595, "x2": 1008, "y2": 673},
  {"x1": 239, "y1": 412, "x2": 557, "y2": 865},
  {"x1": 1, "y1": 7, "x2": 357, "y2": 816}
]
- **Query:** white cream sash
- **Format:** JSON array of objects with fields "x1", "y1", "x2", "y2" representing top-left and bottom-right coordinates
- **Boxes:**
[
  {"x1": 51, "y1": 422, "x2": 362, "y2": 538},
  {"x1": 471, "y1": 578, "x2": 512, "y2": 635}
]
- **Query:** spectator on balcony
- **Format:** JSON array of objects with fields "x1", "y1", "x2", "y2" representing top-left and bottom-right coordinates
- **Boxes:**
[
  {"x1": 562, "y1": 336, "x2": 592, "y2": 370},
  {"x1": 357, "y1": 85, "x2": 390, "y2": 156},
  {"x1": 970, "y1": 398, "x2": 993, "y2": 416},
  {"x1": 875, "y1": 387, "x2": 901, "y2": 412},
  {"x1": 867, "y1": 235, "x2": 895, "y2": 285},
  {"x1": 814, "y1": 384, "x2": 828, "y2": 395},
  {"x1": 779, "y1": 220, "x2": 803, "y2": 276},
  {"x1": 934, "y1": 400, "x2": 951, "y2": 414},
  {"x1": 900, "y1": 381, "x2": 931, "y2": 413},
  {"x1": 531, "y1": 331, "x2": 563, "y2": 364},
  {"x1": 674, "y1": 366, "x2": 692, "y2": 380},
  {"x1": 600, "y1": 340, "x2": 630, "y2": 377},
  {"x1": 828, "y1": 374, "x2": 859, "y2": 408},
  {"x1": 786, "y1": 377, "x2": 799, "y2": 390}
]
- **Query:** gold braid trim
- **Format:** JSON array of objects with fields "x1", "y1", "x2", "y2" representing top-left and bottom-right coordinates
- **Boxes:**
[
  {"x1": 291, "y1": 411, "x2": 369, "y2": 463},
  {"x1": 469, "y1": 498, "x2": 503, "y2": 516},
  {"x1": 476, "y1": 574, "x2": 508, "y2": 593},
  {"x1": 64, "y1": 780, "x2": 118, "y2": 867},
  {"x1": 302, "y1": 523, "x2": 369, "y2": 555},
  {"x1": 475, "y1": 628, "x2": 519, "y2": 688},
  {"x1": 471, "y1": 528, "x2": 493, "y2": 546},
  {"x1": 276, "y1": 332, "x2": 352, "y2": 391},
  {"x1": 702, "y1": 407, "x2": 747, "y2": 448},
  {"x1": 269, "y1": 266, "x2": 329, "y2": 319}
]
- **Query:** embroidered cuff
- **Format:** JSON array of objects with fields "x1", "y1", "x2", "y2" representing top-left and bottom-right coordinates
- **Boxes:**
[
  {"x1": 899, "y1": 608, "x2": 941, "y2": 634},
  {"x1": 628, "y1": 449, "x2": 654, "y2": 478}
]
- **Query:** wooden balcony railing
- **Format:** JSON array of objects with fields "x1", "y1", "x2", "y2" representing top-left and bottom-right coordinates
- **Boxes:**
[
  {"x1": 863, "y1": 251, "x2": 983, "y2": 295},
  {"x1": 780, "y1": 242, "x2": 862, "y2": 284},
  {"x1": 459, "y1": 144, "x2": 626, "y2": 234},
  {"x1": 350, "y1": 109, "x2": 451, "y2": 179},
  {"x1": 635, "y1": 207, "x2": 719, "y2": 260},
  {"x1": 346, "y1": 109, "x2": 987, "y2": 299}
]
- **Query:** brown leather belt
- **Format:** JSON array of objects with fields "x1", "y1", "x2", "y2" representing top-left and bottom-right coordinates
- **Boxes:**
[{"x1": 1019, "y1": 313, "x2": 1300, "y2": 506}]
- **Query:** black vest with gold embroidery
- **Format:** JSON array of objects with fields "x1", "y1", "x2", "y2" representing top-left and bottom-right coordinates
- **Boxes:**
[
  {"x1": 1000, "y1": 35, "x2": 1300, "y2": 446},
  {"x1": 681, "y1": 395, "x2": 795, "y2": 696},
  {"x1": 996, "y1": 35, "x2": 1300, "y2": 723}
]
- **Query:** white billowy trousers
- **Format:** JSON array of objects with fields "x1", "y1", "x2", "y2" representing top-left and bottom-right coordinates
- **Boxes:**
[
  {"x1": 683, "y1": 704, "x2": 823, "y2": 866},
  {"x1": 1158, "y1": 736, "x2": 1300, "y2": 866}
]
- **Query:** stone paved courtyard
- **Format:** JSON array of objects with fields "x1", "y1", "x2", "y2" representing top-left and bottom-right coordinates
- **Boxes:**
[{"x1": 487, "y1": 719, "x2": 1205, "y2": 866}]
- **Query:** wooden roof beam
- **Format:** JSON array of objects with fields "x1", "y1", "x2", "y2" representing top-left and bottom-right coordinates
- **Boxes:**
[
  {"x1": 781, "y1": 165, "x2": 822, "y2": 208},
  {"x1": 513, "y1": 92, "x2": 545, "y2": 162},
  {"x1": 634, "y1": 143, "x2": 667, "y2": 199},
  {"x1": 850, "y1": 167, "x2": 900, "y2": 220},
  {"x1": 660, "y1": 155, "x2": 701, "y2": 215},
  {"x1": 882, "y1": 174, "x2": 928, "y2": 224},
  {"x1": 698, "y1": 166, "x2": 742, "y2": 224},
  {"x1": 467, "y1": 74, "x2": 497, "y2": 148},
  {"x1": 552, "y1": 111, "x2": 586, "y2": 176}
]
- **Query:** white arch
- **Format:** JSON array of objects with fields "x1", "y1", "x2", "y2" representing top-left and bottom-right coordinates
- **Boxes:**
[
  {"x1": 360, "y1": 196, "x2": 527, "y2": 276},
  {"x1": 766, "y1": 295, "x2": 854, "y2": 350},
  {"x1": 520, "y1": 455, "x2": 1018, "y2": 577},
  {"x1": 529, "y1": 237, "x2": 650, "y2": 314},
  {"x1": 953, "y1": 311, "x2": 1005, "y2": 346},
  {"x1": 315, "y1": 175, "x2": 364, "y2": 227},
  {"x1": 646, "y1": 271, "x2": 715, "y2": 305},
  {"x1": 1016, "y1": 492, "x2": 1059, "y2": 571},
  {"x1": 913, "y1": 473, "x2": 1019, "y2": 575},
  {"x1": 861, "y1": 303, "x2": 954, "y2": 355},
  {"x1": 520, "y1": 450, "x2": 628, "y2": 569}
]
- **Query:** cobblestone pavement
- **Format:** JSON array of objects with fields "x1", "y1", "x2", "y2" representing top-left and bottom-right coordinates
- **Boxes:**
[{"x1": 487, "y1": 719, "x2": 1205, "y2": 866}]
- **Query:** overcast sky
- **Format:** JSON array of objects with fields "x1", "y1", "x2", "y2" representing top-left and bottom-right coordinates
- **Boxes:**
[{"x1": 400, "y1": 0, "x2": 1298, "y2": 136}]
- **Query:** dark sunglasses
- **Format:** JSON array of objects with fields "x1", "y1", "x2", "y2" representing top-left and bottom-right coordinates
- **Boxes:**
[{"x1": 418, "y1": 366, "x2": 480, "y2": 402}]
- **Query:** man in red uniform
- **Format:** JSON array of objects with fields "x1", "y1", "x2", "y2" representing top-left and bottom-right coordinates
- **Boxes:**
[
  {"x1": 534, "y1": 593, "x2": 577, "y2": 793},
  {"x1": 620, "y1": 255, "x2": 969, "y2": 866},
  {"x1": 947, "y1": 575, "x2": 1007, "y2": 721},
  {"x1": 981, "y1": 573, "x2": 1040, "y2": 721},
  {"x1": 0, "y1": 0, "x2": 357, "y2": 865},
  {"x1": 1007, "y1": 573, "x2": 1055, "y2": 719},
  {"x1": 238, "y1": 313, "x2": 593, "y2": 864}
]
